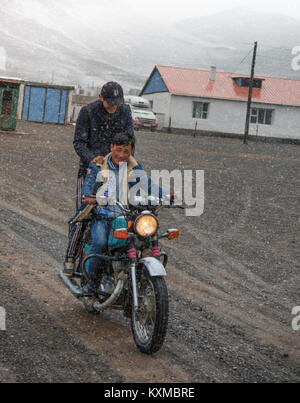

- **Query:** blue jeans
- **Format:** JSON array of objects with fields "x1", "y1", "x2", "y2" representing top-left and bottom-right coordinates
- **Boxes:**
[{"x1": 87, "y1": 218, "x2": 113, "y2": 280}]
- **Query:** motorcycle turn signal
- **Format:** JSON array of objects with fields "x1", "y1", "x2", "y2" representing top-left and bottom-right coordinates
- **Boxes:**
[
  {"x1": 114, "y1": 229, "x2": 129, "y2": 240},
  {"x1": 158, "y1": 229, "x2": 180, "y2": 240},
  {"x1": 168, "y1": 229, "x2": 180, "y2": 240}
]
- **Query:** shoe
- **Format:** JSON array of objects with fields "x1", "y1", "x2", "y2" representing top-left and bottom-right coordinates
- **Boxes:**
[
  {"x1": 98, "y1": 274, "x2": 115, "y2": 297},
  {"x1": 63, "y1": 259, "x2": 74, "y2": 277},
  {"x1": 82, "y1": 282, "x2": 95, "y2": 296}
]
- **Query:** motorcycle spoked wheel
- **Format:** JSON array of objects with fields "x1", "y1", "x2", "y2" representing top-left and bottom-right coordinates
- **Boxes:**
[{"x1": 131, "y1": 267, "x2": 169, "y2": 355}]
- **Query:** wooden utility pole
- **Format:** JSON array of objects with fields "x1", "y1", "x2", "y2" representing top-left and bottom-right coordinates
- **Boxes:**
[
  {"x1": 168, "y1": 116, "x2": 172, "y2": 133},
  {"x1": 244, "y1": 41, "x2": 258, "y2": 144},
  {"x1": 194, "y1": 121, "x2": 198, "y2": 137}
]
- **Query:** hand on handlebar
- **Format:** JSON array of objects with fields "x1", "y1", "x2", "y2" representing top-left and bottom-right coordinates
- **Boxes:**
[
  {"x1": 160, "y1": 193, "x2": 184, "y2": 209},
  {"x1": 168, "y1": 192, "x2": 183, "y2": 206}
]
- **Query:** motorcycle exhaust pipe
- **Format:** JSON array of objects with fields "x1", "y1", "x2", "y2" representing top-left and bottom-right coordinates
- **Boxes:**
[
  {"x1": 59, "y1": 271, "x2": 125, "y2": 311},
  {"x1": 59, "y1": 271, "x2": 83, "y2": 298},
  {"x1": 93, "y1": 277, "x2": 125, "y2": 312}
]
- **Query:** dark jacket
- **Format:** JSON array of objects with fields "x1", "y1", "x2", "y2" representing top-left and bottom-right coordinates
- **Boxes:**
[{"x1": 73, "y1": 100, "x2": 134, "y2": 176}]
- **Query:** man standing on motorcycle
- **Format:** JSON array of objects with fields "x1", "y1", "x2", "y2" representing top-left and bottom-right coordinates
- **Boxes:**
[{"x1": 63, "y1": 81, "x2": 134, "y2": 277}]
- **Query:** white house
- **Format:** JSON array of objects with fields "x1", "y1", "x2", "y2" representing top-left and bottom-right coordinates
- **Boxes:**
[{"x1": 140, "y1": 65, "x2": 300, "y2": 140}]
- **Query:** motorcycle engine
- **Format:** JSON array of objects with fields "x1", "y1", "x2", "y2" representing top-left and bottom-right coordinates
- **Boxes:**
[{"x1": 112, "y1": 260, "x2": 126, "y2": 274}]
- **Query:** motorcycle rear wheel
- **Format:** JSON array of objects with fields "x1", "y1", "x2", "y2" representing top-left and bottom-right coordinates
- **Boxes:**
[{"x1": 131, "y1": 270, "x2": 169, "y2": 355}]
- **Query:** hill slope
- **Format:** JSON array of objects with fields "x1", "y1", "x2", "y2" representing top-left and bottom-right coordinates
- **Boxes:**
[{"x1": 1, "y1": 2, "x2": 299, "y2": 90}]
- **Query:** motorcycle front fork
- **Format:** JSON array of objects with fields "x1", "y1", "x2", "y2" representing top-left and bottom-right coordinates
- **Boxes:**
[
  {"x1": 129, "y1": 237, "x2": 161, "y2": 311},
  {"x1": 129, "y1": 244, "x2": 139, "y2": 310}
]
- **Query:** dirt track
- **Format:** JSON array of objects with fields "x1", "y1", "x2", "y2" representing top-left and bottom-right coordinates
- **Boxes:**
[{"x1": 0, "y1": 121, "x2": 299, "y2": 383}]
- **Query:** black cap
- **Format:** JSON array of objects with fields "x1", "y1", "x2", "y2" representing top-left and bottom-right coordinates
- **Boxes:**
[{"x1": 101, "y1": 81, "x2": 124, "y2": 106}]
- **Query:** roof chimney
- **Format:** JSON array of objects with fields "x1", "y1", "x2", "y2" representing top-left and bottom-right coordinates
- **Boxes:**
[{"x1": 210, "y1": 66, "x2": 216, "y2": 81}]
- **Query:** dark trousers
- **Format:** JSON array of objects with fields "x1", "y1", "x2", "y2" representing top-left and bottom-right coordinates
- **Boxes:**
[{"x1": 65, "y1": 174, "x2": 85, "y2": 261}]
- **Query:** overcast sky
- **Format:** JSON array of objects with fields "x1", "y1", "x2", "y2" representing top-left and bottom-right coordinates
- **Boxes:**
[
  {"x1": 130, "y1": 0, "x2": 300, "y2": 22},
  {"x1": 16, "y1": 0, "x2": 300, "y2": 26}
]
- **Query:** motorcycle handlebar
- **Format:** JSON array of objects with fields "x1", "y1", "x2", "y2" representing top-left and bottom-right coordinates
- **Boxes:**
[
  {"x1": 82, "y1": 195, "x2": 186, "y2": 209},
  {"x1": 164, "y1": 205, "x2": 185, "y2": 209}
]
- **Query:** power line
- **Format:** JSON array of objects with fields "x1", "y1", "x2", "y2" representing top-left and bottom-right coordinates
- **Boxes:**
[
  {"x1": 230, "y1": 42, "x2": 294, "y2": 52},
  {"x1": 233, "y1": 48, "x2": 254, "y2": 72}
]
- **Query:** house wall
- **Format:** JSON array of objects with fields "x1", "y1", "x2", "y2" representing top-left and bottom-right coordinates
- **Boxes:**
[
  {"x1": 17, "y1": 84, "x2": 25, "y2": 120},
  {"x1": 170, "y1": 96, "x2": 245, "y2": 134},
  {"x1": 143, "y1": 69, "x2": 168, "y2": 94},
  {"x1": 142, "y1": 92, "x2": 171, "y2": 128},
  {"x1": 66, "y1": 89, "x2": 74, "y2": 124},
  {"x1": 261, "y1": 104, "x2": 300, "y2": 140},
  {"x1": 161, "y1": 95, "x2": 300, "y2": 140}
]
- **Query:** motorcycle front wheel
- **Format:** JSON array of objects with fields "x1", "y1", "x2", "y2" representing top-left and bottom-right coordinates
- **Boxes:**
[{"x1": 131, "y1": 269, "x2": 169, "y2": 355}]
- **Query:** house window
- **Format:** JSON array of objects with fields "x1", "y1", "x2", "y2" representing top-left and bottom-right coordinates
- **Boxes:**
[
  {"x1": 193, "y1": 102, "x2": 209, "y2": 119},
  {"x1": 233, "y1": 77, "x2": 263, "y2": 88},
  {"x1": 251, "y1": 108, "x2": 273, "y2": 125}
]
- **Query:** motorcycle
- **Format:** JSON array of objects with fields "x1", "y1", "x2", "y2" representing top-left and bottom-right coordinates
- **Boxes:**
[{"x1": 60, "y1": 195, "x2": 183, "y2": 355}]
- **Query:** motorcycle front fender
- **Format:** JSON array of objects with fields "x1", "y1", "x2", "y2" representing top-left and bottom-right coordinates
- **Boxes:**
[{"x1": 139, "y1": 257, "x2": 167, "y2": 277}]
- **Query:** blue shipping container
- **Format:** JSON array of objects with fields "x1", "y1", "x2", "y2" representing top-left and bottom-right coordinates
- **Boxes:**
[{"x1": 22, "y1": 85, "x2": 68, "y2": 124}]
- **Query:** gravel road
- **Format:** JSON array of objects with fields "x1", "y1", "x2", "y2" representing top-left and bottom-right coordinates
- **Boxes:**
[{"x1": 0, "y1": 121, "x2": 299, "y2": 383}]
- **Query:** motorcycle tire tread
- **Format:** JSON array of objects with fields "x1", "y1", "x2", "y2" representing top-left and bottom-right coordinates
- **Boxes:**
[{"x1": 131, "y1": 275, "x2": 169, "y2": 355}]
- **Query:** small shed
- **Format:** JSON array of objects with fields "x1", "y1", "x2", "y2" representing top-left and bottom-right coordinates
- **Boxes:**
[
  {"x1": 0, "y1": 77, "x2": 23, "y2": 131},
  {"x1": 21, "y1": 81, "x2": 74, "y2": 125}
]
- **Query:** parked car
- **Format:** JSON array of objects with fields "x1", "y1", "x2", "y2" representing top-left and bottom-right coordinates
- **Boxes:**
[{"x1": 124, "y1": 96, "x2": 158, "y2": 132}]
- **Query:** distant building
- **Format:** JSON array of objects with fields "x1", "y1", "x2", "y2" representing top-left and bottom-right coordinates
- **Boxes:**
[
  {"x1": 20, "y1": 81, "x2": 75, "y2": 125},
  {"x1": 140, "y1": 65, "x2": 300, "y2": 140},
  {"x1": 71, "y1": 93, "x2": 98, "y2": 123},
  {"x1": 0, "y1": 77, "x2": 23, "y2": 131},
  {"x1": 70, "y1": 88, "x2": 141, "y2": 123}
]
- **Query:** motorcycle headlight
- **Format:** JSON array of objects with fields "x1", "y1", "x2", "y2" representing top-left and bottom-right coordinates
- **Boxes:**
[{"x1": 134, "y1": 214, "x2": 158, "y2": 237}]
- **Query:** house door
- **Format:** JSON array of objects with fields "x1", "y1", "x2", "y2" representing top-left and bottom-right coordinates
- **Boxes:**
[
  {"x1": 0, "y1": 88, "x2": 18, "y2": 130},
  {"x1": 44, "y1": 88, "x2": 68, "y2": 124},
  {"x1": 22, "y1": 87, "x2": 46, "y2": 122},
  {"x1": 0, "y1": 87, "x2": 19, "y2": 130}
]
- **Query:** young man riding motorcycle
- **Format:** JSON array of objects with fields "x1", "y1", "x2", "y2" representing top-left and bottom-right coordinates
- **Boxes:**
[{"x1": 72, "y1": 131, "x2": 168, "y2": 294}]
